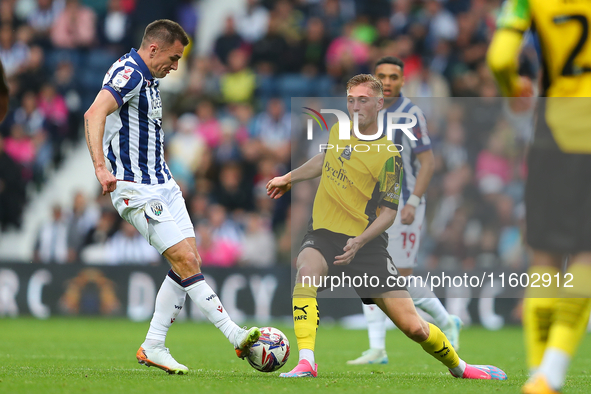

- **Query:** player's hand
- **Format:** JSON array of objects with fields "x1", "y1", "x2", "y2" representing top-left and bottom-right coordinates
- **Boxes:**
[
  {"x1": 95, "y1": 167, "x2": 117, "y2": 195},
  {"x1": 509, "y1": 76, "x2": 534, "y2": 113},
  {"x1": 400, "y1": 205, "x2": 416, "y2": 225},
  {"x1": 266, "y1": 174, "x2": 291, "y2": 199},
  {"x1": 334, "y1": 237, "x2": 362, "y2": 266}
]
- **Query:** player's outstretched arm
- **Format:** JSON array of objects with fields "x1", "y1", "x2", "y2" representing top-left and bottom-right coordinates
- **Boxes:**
[
  {"x1": 487, "y1": 29, "x2": 527, "y2": 97},
  {"x1": 84, "y1": 90, "x2": 119, "y2": 195},
  {"x1": 334, "y1": 205, "x2": 397, "y2": 265},
  {"x1": 267, "y1": 152, "x2": 325, "y2": 199}
]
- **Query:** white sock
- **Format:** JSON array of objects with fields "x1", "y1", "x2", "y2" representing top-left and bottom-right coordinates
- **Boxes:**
[
  {"x1": 363, "y1": 303, "x2": 387, "y2": 350},
  {"x1": 450, "y1": 359, "x2": 467, "y2": 377},
  {"x1": 537, "y1": 347, "x2": 570, "y2": 390},
  {"x1": 299, "y1": 349, "x2": 315, "y2": 365},
  {"x1": 184, "y1": 277, "x2": 240, "y2": 346},
  {"x1": 406, "y1": 279, "x2": 451, "y2": 329},
  {"x1": 144, "y1": 275, "x2": 187, "y2": 344}
]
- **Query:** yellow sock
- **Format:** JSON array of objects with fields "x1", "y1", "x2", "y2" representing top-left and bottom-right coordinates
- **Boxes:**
[
  {"x1": 420, "y1": 323, "x2": 460, "y2": 369},
  {"x1": 293, "y1": 283, "x2": 319, "y2": 352},
  {"x1": 546, "y1": 263, "x2": 591, "y2": 357},
  {"x1": 523, "y1": 266, "x2": 559, "y2": 369}
]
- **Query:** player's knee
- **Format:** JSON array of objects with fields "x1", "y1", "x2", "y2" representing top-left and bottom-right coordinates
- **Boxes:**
[
  {"x1": 401, "y1": 320, "x2": 428, "y2": 342},
  {"x1": 296, "y1": 264, "x2": 325, "y2": 283},
  {"x1": 170, "y1": 251, "x2": 200, "y2": 275}
]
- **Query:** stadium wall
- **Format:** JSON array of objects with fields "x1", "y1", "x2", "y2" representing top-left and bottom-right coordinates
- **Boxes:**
[{"x1": 0, "y1": 263, "x2": 524, "y2": 329}]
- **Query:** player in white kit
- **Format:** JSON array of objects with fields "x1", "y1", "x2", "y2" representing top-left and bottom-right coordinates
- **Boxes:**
[
  {"x1": 348, "y1": 57, "x2": 462, "y2": 365},
  {"x1": 84, "y1": 19, "x2": 260, "y2": 374}
]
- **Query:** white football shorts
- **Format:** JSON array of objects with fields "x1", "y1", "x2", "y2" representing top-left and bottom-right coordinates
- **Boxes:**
[
  {"x1": 111, "y1": 178, "x2": 194, "y2": 254},
  {"x1": 386, "y1": 202, "x2": 426, "y2": 269}
]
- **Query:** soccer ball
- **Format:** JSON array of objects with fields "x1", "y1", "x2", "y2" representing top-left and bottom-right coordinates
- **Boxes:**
[{"x1": 247, "y1": 327, "x2": 290, "y2": 372}]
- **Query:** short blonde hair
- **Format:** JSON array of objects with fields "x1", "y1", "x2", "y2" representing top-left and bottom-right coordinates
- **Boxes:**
[{"x1": 346, "y1": 74, "x2": 383, "y2": 97}]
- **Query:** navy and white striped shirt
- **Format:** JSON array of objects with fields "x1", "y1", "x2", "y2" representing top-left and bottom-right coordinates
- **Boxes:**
[
  {"x1": 102, "y1": 48, "x2": 171, "y2": 185},
  {"x1": 380, "y1": 95, "x2": 432, "y2": 205}
]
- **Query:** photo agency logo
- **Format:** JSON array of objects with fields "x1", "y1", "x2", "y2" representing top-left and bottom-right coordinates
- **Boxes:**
[{"x1": 303, "y1": 107, "x2": 418, "y2": 153}]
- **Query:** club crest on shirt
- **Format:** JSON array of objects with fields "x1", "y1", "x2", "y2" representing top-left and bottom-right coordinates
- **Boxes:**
[
  {"x1": 338, "y1": 145, "x2": 352, "y2": 166},
  {"x1": 150, "y1": 201, "x2": 163, "y2": 216},
  {"x1": 341, "y1": 145, "x2": 351, "y2": 160},
  {"x1": 113, "y1": 68, "x2": 133, "y2": 89}
]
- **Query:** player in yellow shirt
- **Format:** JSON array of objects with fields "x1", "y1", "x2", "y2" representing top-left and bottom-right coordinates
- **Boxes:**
[
  {"x1": 488, "y1": 1, "x2": 591, "y2": 393},
  {"x1": 267, "y1": 74, "x2": 507, "y2": 380}
]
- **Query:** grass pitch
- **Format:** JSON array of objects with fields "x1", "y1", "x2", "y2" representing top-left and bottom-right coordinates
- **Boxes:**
[{"x1": 2, "y1": 317, "x2": 591, "y2": 393}]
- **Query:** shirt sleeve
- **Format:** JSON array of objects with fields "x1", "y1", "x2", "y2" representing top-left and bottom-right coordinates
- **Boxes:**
[
  {"x1": 487, "y1": 0, "x2": 529, "y2": 96},
  {"x1": 101, "y1": 65, "x2": 143, "y2": 107},
  {"x1": 496, "y1": 0, "x2": 531, "y2": 33},
  {"x1": 377, "y1": 155, "x2": 403, "y2": 211},
  {"x1": 408, "y1": 107, "x2": 432, "y2": 154}
]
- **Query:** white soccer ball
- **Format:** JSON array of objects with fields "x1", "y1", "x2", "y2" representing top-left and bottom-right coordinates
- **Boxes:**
[{"x1": 247, "y1": 327, "x2": 290, "y2": 372}]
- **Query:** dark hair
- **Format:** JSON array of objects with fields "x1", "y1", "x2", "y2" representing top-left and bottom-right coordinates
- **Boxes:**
[
  {"x1": 346, "y1": 74, "x2": 383, "y2": 96},
  {"x1": 141, "y1": 19, "x2": 190, "y2": 48},
  {"x1": 375, "y1": 56, "x2": 405, "y2": 71}
]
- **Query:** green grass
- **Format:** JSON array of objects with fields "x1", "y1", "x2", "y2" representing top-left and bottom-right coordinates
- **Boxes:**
[{"x1": 1, "y1": 318, "x2": 591, "y2": 393}]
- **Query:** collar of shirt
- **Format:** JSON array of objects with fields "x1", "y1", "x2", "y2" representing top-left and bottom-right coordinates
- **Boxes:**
[
  {"x1": 385, "y1": 93, "x2": 405, "y2": 112},
  {"x1": 129, "y1": 48, "x2": 153, "y2": 81}
]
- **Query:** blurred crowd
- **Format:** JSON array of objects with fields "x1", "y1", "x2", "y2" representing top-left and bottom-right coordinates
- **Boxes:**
[{"x1": 0, "y1": 0, "x2": 535, "y2": 270}]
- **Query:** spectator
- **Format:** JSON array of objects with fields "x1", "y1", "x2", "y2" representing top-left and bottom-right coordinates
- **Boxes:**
[
  {"x1": 188, "y1": 192, "x2": 210, "y2": 225},
  {"x1": 16, "y1": 45, "x2": 48, "y2": 96},
  {"x1": 389, "y1": 0, "x2": 412, "y2": 36},
  {"x1": 325, "y1": 22, "x2": 370, "y2": 73},
  {"x1": 38, "y1": 82, "x2": 69, "y2": 148},
  {"x1": 80, "y1": 209, "x2": 118, "y2": 264},
  {"x1": 66, "y1": 191, "x2": 100, "y2": 262},
  {"x1": 50, "y1": 0, "x2": 97, "y2": 49},
  {"x1": 439, "y1": 107, "x2": 468, "y2": 171},
  {"x1": 249, "y1": 98, "x2": 290, "y2": 162},
  {"x1": 211, "y1": 161, "x2": 254, "y2": 212},
  {"x1": 53, "y1": 60, "x2": 83, "y2": 140},
  {"x1": 34, "y1": 204, "x2": 70, "y2": 264},
  {"x1": 251, "y1": 14, "x2": 289, "y2": 75},
  {"x1": 166, "y1": 112, "x2": 205, "y2": 189},
  {"x1": 220, "y1": 48, "x2": 256, "y2": 104},
  {"x1": 423, "y1": 0, "x2": 458, "y2": 50},
  {"x1": 196, "y1": 204, "x2": 243, "y2": 267},
  {"x1": 27, "y1": 0, "x2": 64, "y2": 48},
  {"x1": 240, "y1": 213, "x2": 275, "y2": 267},
  {"x1": 195, "y1": 221, "x2": 241, "y2": 267},
  {"x1": 175, "y1": 0, "x2": 199, "y2": 37},
  {"x1": 287, "y1": 17, "x2": 330, "y2": 76},
  {"x1": 194, "y1": 100, "x2": 223, "y2": 149},
  {"x1": 105, "y1": 221, "x2": 161, "y2": 265},
  {"x1": 404, "y1": 60, "x2": 450, "y2": 98},
  {"x1": 272, "y1": 0, "x2": 304, "y2": 44},
  {"x1": 97, "y1": 0, "x2": 132, "y2": 54},
  {"x1": 214, "y1": 118, "x2": 242, "y2": 164},
  {"x1": 181, "y1": 57, "x2": 220, "y2": 110},
  {"x1": 4, "y1": 123, "x2": 35, "y2": 181},
  {"x1": 0, "y1": 135, "x2": 26, "y2": 230},
  {"x1": 0, "y1": 24, "x2": 30, "y2": 78},
  {"x1": 0, "y1": 0, "x2": 22, "y2": 29},
  {"x1": 213, "y1": 16, "x2": 244, "y2": 67},
  {"x1": 234, "y1": 0, "x2": 269, "y2": 44},
  {"x1": 475, "y1": 131, "x2": 512, "y2": 195},
  {"x1": 314, "y1": 0, "x2": 348, "y2": 39}
]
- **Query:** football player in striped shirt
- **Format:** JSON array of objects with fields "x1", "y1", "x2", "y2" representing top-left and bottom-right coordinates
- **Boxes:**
[{"x1": 84, "y1": 19, "x2": 260, "y2": 375}]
